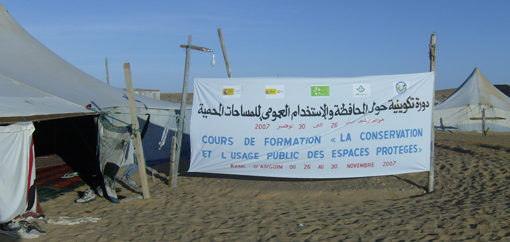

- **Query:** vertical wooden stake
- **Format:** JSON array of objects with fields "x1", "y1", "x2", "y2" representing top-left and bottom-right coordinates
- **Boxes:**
[
  {"x1": 173, "y1": 35, "x2": 192, "y2": 188},
  {"x1": 168, "y1": 136, "x2": 177, "y2": 186},
  {"x1": 123, "y1": 63, "x2": 151, "y2": 199},
  {"x1": 482, "y1": 108, "x2": 486, "y2": 136},
  {"x1": 217, "y1": 28, "x2": 232, "y2": 78},
  {"x1": 428, "y1": 33, "x2": 436, "y2": 193},
  {"x1": 105, "y1": 57, "x2": 110, "y2": 85}
]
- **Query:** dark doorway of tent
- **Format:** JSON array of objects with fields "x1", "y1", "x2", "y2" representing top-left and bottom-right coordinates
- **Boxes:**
[{"x1": 34, "y1": 115, "x2": 99, "y2": 202}]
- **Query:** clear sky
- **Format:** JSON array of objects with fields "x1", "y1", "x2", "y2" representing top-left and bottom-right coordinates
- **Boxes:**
[{"x1": 1, "y1": 1, "x2": 509, "y2": 93}]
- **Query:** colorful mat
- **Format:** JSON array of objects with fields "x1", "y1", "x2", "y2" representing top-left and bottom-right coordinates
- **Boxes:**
[
  {"x1": 35, "y1": 154, "x2": 65, "y2": 169},
  {"x1": 35, "y1": 162, "x2": 84, "y2": 202}
]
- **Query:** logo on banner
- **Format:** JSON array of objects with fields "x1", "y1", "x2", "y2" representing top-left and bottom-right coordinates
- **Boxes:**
[
  {"x1": 311, "y1": 85, "x2": 329, "y2": 97},
  {"x1": 222, "y1": 86, "x2": 241, "y2": 98},
  {"x1": 353, "y1": 84, "x2": 370, "y2": 97},
  {"x1": 265, "y1": 85, "x2": 284, "y2": 99},
  {"x1": 223, "y1": 88, "x2": 234, "y2": 95},
  {"x1": 395, "y1": 81, "x2": 407, "y2": 94},
  {"x1": 265, "y1": 89, "x2": 277, "y2": 94}
]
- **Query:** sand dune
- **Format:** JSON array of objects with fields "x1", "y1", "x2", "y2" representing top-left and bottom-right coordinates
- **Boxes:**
[{"x1": 9, "y1": 130, "x2": 510, "y2": 241}]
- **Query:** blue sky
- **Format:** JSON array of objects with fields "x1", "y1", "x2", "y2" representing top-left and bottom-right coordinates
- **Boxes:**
[{"x1": 2, "y1": 1, "x2": 509, "y2": 93}]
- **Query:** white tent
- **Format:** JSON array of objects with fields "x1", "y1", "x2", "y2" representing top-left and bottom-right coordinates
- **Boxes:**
[
  {"x1": 0, "y1": 2, "x2": 195, "y2": 223},
  {"x1": 0, "y1": 3, "x2": 191, "y2": 161},
  {"x1": 434, "y1": 68, "x2": 510, "y2": 132}
]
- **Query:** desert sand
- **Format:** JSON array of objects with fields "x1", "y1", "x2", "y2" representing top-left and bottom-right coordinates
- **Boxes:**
[{"x1": 7, "y1": 130, "x2": 510, "y2": 241}]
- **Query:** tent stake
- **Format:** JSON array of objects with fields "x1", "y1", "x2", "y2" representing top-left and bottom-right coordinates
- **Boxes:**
[
  {"x1": 123, "y1": 63, "x2": 151, "y2": 199},
  {"x1": 428, "y1": 33, "x2": 436, "y2": 193}
]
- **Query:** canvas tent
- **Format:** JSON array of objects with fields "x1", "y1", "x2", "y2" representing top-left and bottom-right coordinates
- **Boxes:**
[
  {"x1": 0, "y1": 3, "x2": 191, "y2": 161},
  {"x1": 0, "y1": 3, "x2": 190, "y2": 222},
  {"x1": 434, "y1": 68, "x2": 510, "y2": 132}
]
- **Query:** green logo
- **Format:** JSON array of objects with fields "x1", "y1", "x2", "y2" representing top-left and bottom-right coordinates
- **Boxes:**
[
  {"x1": 356, "y1": 85, "x2": 365, "y2": 93},
  {"x1": 311, "y1": 86, "x2": 329, "y2": 97}
]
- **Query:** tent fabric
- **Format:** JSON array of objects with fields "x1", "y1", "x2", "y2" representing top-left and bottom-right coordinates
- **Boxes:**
[
  {"x1": 0, "y1": 3, "x2": 191, "y2": 161},
  {"x1": 0, "y1": 3, "x2": 172, "y2": 111},
  {"x1": 0, "y1": 122, "x2": 36, "y2": 223},
  {"x1": 434, "y1": 68, "x2": 510, "y2": 132},
  {"x1": 0, "y1": 75, "x2": 96, "y2": 124}
]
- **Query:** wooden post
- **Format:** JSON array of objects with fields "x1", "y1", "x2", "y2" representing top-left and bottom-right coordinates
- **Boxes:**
[
  {"x1": 105, "y1": 57, "x2": 110, "y2": 85},
  {"x1": 217, "y1": 28, "x2": 232, "y2": 78},
  {"x1": 429, "y1": 34, "x2": 436, "y2": 73},
  {"x1": 168, "y1": 136, "x2": 177, "y2": 186},
  {"x1": 173, "y1": 35, "x2": 192, "y2": 188},
  {"x1": 123, "y1": 63, "x2": 151, "y2": 199},
  {"x1": 482, "y1": 108, "x2": 486, "y2": 136},
  {"x1": 428, "y1": 33, "x2": 436, "y2": 193}
]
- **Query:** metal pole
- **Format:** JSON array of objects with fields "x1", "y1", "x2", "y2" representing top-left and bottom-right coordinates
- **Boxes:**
[
  {"x1": 428, "y1": 33, "x2": 436, "y2": 193},
  {"x1": 217, "y1": 28, "x2": 232, "y2": 78},
  {"x1": 173, "y1": 35, "x2": 192, "y2": 188}
]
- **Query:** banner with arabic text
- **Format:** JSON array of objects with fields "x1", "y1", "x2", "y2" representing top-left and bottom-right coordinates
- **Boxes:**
[{"x1": 189, "y1": 72, "x2": 434, "y2": 178}]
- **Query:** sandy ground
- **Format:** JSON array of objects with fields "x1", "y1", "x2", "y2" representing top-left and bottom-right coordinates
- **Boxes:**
[{"x1": 6, "y1": 130, "x2": 510, "y2": 241}]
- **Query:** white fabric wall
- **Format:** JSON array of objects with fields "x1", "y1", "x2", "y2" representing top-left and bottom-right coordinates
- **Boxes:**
[
  {"x1": 434, "y1": 105, "x2": 510, "y2": 132},
  {"x1": 0, "y1": 122, "x2": 35, "y2": 223}
]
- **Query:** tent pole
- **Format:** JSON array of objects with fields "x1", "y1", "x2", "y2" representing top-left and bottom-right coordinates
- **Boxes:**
[
  {"x1": 173, "y1": 35, "x2": 192, "y2": 188},
  {"x1": 105, "y1": 57, "x2": 110, "y2": 85},
  {"x1": 168, "y1": 136, "x2": 177, "y2": 186},
  {"x1": 217, "y1": 28, "x2": 232, "y2": 78},
  {"x1": 173, "y1": 36, "x2": 213, "y2": 188},
  {"x1": 428, "y1": 33, "x2": 436, "y2": 193},
  {"x1": 123, "y1": 63, "x2": 151, "y2": 199},
  {"x1": 482, "y1": 108, "x2": 486, "y2": 136}
]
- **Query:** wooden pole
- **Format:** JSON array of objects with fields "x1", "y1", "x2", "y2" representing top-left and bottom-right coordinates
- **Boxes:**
[
  {"x1": 105, "y1": 57, "x2": 110, "y2": 85},
  {"x1": 168, "y1": 136, "x2": 177, "y2": 186},
  {"x1": 428, "y1": 33, "x2": 436, "y2": 193},
  {"x1": 429, "y1": 34, "x2": 436, "y2": 73},
  {"x1": 217, "y1": 28, "x2": 232, "y2": 78},
  {"x1": 123, "y1": 63, "x2": 151, "y2": 199},
  {"x1": 179, "y1": 44, "x2": 212, "y2": 52},
  {"x1": 173, "y1": 35, "x2": 192, "y2": 188},
  {"x1": 482, "y1": 108, "x2": 486, "y2": 136}
]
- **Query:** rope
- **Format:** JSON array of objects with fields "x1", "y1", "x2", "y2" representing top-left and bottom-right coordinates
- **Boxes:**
[
  {"x1": 173, "y1": 115, "x2": 182, "y2": 151},
  {"x1": 89, "y1": 109, "x2": 139, "y2": 130},
  {"x1": 158, "y1": 113, "x2": 184, "y2": 150},
  {"x1": 106, "y1": 111, "x2": 182, "y2": 117}
]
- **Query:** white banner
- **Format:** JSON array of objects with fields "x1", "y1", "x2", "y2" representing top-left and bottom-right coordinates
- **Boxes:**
[{"x1": 189, "y1": 72, "x2": 434, "y2": 178}]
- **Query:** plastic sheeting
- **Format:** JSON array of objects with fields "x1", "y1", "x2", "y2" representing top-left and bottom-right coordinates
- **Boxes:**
[{"x1": 0, "y1": 122, "x2": 35, "y2": 223}]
